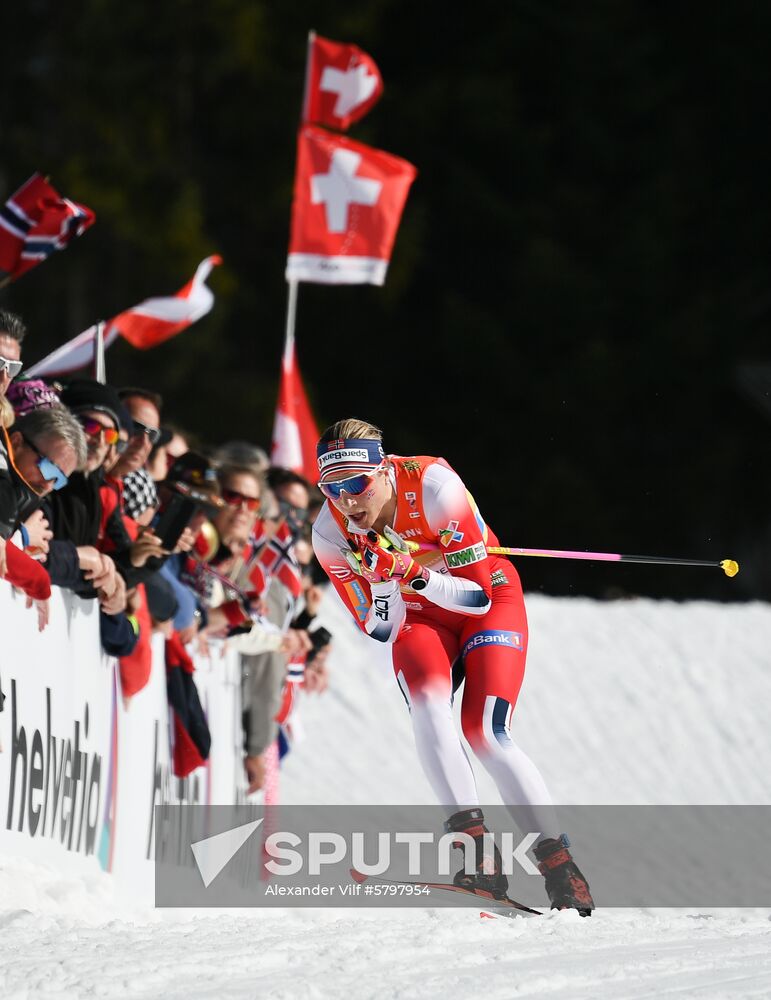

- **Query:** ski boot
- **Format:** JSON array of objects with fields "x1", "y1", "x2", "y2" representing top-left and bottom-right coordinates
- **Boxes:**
[
  {"x1": 444, "y1": 808, "x2": 508, "y2": 900},
  {"x1": 533, "y1": 834, "x2": 594, "y2": 916}
]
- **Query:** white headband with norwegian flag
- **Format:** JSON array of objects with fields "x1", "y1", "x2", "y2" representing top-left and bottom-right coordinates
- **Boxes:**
[{"x1": 316, "y1": 438, "x2": 385, "y2": 482}]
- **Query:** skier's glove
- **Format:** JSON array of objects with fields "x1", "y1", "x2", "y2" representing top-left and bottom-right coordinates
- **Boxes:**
[
  {"x1": 342, "y1": 540, "x2": 382, "y2": 585},
  {"x1": 355, "y1": 527, "x2": 427, "y2": 586}
]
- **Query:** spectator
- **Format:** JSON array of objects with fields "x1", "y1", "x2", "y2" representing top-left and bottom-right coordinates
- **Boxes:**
[
  {"x1": 144, "y1": 426, "x2": 174, "y2": 484},
  {"x1": 112, "y1": 387, "x2": 163, "y2": 480},
  {"x1": 266, "y1": 467, "x2": 310, "y2": 543},
  {"x1": 213, "y1": 464, "x2": 264, "y2": 562},
  {"x1": 123, "y1": 467, "x2": 160, "y2": 525},
  {"x1": 156, "y1": 452, "x2": 226, "y2": 643},
  {"x1": 212, "y1": 440, "x2": 269, "y2": 477},
  {"x1": 0, "y1": 404, "x2": 87, "y2": 636},
  {"x1": 207, "y1": 463, "x2": 312, "y2": 792},
  {"x1": 3, "y1": 380, "x2": 61, "y2": 592},
  {"x1": 165, "y1": 424, "x2": 191, "y2": 464},
  {"x1": 4, "y1": 404, "x2": 87, "y2": 527},
  {"x1": 47, "y1": 379, "x2": 131, "y2": 600},
  {"x1": 0, "y1": 310, "x2": 25, "y2": 401}
]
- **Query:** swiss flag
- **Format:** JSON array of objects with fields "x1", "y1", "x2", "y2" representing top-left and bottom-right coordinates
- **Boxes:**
[
  {"x1": 303, "y1": 33, "x2": 383, "y2": 131},
  {"x1": 0, "y1": 173, "x2": 94, "y2": 282},
  {"x1": 271, "y1": 335, "x2": 319, "y2": 484},
  {"x1": 25, "y1": 256, "x2": 222, "y2": 377},
  {"x1": 287, "y1": 125, "x2": 416, "y2": 286}
]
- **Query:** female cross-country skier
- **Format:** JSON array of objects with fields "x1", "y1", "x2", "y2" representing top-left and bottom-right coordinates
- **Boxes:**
[{"x1": 311, "y1": 418, "x2": 594, "y2": 914}]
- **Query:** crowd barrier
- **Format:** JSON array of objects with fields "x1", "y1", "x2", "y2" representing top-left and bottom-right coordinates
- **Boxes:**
[{"x1": 0, "y1": 583, "x2": 246, "y2": 897}]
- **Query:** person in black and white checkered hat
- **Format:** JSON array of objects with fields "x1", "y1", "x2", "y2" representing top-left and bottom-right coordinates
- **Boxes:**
[{"x1": 122, "y1": 467, "x2": 160, "y2": 524}]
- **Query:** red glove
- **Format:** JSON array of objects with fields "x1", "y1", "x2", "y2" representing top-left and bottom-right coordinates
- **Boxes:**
[{"x1": 345, "y1": 527, "x2": 428, "y2": 586}]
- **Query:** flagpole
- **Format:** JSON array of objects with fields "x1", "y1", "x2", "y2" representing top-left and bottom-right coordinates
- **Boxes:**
[
  {"x1": 301, "y1": 29, "x2": 316, "y2": 124},
  {"x1": 284, "y1": 278, "x2": 298, "y2": 364},
  {"x1": 279, "y1": 30, "x2": 313, "y2": 392},
  {"x1": 94, "y1": 321, "x2": 107, "y2": 383},
  {"x1": 283, "y1": 29, "x2": 314, "y2": 363}
]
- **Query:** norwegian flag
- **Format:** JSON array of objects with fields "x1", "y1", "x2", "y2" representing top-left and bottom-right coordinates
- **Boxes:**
[
  {"x1": 0, "y1": 173, "x2": 95, "y2": 282},
  {"x1": 271, "y1": 334, "x2": 319, "y2": 484},
  {"x1": 287, "y1": 126, "x2": 416, "y2": 286},
  {"x1": 25, "y1": 256, "x2": 222, "y2": 378},
  {"x1": 257, "y1": 521, "x2": 303, "y2": 599},
  {"x1": 303, "y1": 33, "x2": 383, "y2": 131}
]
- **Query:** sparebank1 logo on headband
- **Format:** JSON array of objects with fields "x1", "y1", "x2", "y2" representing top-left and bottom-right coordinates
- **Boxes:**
[
  {"x1": 318, "y1": 448, "x2": 370, "y2": 471},
  {"x1": 317, "y1": 438, "x2": 385, "y2": 474}
]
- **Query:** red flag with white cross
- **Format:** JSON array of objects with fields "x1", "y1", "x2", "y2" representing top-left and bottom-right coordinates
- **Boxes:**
[
  {"x1": 303, "y1": 33, "x2": 383, "y2": 131},
  {"x1": 286, "y1": 125, "x2": 417, "y2": 286}
]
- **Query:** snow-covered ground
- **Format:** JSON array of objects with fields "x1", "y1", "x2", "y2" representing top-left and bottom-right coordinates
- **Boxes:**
[{"x1": 3, "y1": 593, "x2": 771, "y2": 999}]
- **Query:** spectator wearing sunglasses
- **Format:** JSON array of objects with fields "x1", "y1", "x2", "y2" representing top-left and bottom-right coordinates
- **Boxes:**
[
  {"x1": 4, "y1": 379, "x2": 62, "y2": 564},
  {"x1": 42, "y1": 381, "x2": 132, "y2": 602},
  {"x1": 3, "y1": 405, "x2": 86, "y2": 516},
  {"x1": 0, "y1": 405, "x2": 86, "y2": 626},
  {"x1": 211, "y1": 440, "x2": 270, "y2": 478},
  {"x1": 112, "y1": 387, "x2": 163, "y2": 480},
  {"x1": 266, "y1": 467, "x2": 311, "y2": 542},
  {"x1": 213, "y1": 465, "x2": 263, "y2": 558},
  {"x1": 0, "y1": 309, "x2": 25, "y2": 401}
]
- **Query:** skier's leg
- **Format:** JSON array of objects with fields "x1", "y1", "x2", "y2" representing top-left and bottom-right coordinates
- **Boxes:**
[
  {"x1": 458, "y1": 580, "x2": 561, "y2": 840},
  {"x1": 458, "y1": 578, "x2": 594, "y2": 912},
  {"x1": 392, "y1": 620, "x2": 478, "y2": 808},
  {"x1": 394, "y1": 622, "x2": 510, "y2": 896}
]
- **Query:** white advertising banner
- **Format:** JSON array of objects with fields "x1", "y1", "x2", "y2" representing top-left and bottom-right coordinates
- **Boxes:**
[{"x1": 0, "y1": 584, "x2": 245, "y2": 897}]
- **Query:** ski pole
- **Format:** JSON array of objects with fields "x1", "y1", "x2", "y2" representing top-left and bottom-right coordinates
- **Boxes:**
[{"x1": 486, "y1": 546, "x2": 739, "y2": 577}]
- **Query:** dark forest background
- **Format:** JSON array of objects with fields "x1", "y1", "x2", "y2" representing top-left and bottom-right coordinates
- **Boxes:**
[{"x1": 4, "y1": 1, "x2": 771, "y2": 601}]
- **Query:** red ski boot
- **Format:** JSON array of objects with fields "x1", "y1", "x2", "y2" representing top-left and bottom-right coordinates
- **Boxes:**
[
  {"x1": 444, "y1": 808, "x2": 508, "y2": 900},
  {"x1": 533, "y1": 834, "x2": 594, "y2": 916}
]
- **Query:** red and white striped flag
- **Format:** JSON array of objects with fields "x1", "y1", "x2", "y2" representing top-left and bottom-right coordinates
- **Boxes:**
[
  {"x1": 108, "y1": 254, "x2": 222, "y2": 349},
  {"x1": 25, "y1": 255, "x2": 222, "y2": 378},
  {"x1": 271, "y1": 335, "x2": 319, "y2": 484},
  {"x1": 0, "y1": 173, "x2": 95, "y2": 283}
]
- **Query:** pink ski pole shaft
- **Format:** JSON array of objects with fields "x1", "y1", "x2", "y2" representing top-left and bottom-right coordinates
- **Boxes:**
[{"x1": 486, "y1": 547, "x2": 739, "y2": 578}]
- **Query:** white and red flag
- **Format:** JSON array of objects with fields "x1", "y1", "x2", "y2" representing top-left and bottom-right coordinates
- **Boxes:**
[
  {"x1": 271, "y1": 335, "x2": 319, "y2": 484},
  {"x1": 303, "y1": 33, "x2": 383, "y2": 131},
  {"x1": 286, "y1": 125, "x2": 416, "y2": 286},
  {"x1": 26, "y1": 255, "x2": 222, "y2": 378},
  {"x1": 107, "y1": 254, "x2": 222, "y2": 349},
  {"x1": 0, "y1": 173, "x2": 95, "y2": 283}
]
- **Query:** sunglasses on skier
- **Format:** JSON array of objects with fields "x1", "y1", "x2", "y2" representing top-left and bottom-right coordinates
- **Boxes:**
[{"x1": 317, "y1": 467, "x2": 382, "y2": 501}]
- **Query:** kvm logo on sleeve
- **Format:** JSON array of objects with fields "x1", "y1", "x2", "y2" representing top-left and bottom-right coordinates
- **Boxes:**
[{"x1": 444, "y1": 541, "x2": 486, "y2": 569}]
